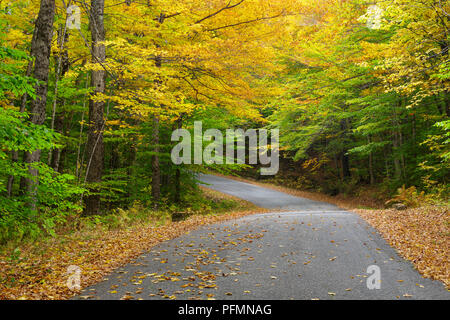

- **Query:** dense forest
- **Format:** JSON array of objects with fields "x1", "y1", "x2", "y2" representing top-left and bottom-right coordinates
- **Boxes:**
[{"x1": 0, "y1": 0, "x2": 448, "y2": 244}]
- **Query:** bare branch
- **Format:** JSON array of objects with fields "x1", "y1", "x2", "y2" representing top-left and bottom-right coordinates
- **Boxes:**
[{"x1": 195, "y1": 0, "x2": 245, "y2": 24}]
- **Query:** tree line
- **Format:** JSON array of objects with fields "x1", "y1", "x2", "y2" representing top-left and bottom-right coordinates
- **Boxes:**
[{"x1": 0, "y1": 0, "x2": 448, "y2": 243}]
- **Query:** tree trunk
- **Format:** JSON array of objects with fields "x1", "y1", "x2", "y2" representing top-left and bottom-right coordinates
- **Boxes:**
[
  {"x1": 109, "y1": 142, "x2": 121, "y2": 170},
  {"x1": 48, "y1": 25, "x2": 70, "y2": 167},
  {"x1": 151, "y1": 116, "x2": 161, "y2": 209},
  {"x1": 174, "y1": 116, "x2": 183, "y2": 203},
  {"x1": 50, "y1": 109, "x2": 64, "y2": 171},
  {"x1": 392, "y1": 99, "x2": 404, "y2": 181},
  {"x1": 339, "y1": 151, "x2": 350, "y2": 179},
  {"x1": 339, "y1": 118, "x2": 351, "y2": 180},
  {"x1": 126, "y1": 139, "x2": 137, "y2": 202},
  {"x1": 75, "y1": 73, "x2": 90, "y2": 181},
  {"x1": 84, "y1": 0, "x2": 106, "y2": 215},
  {"x1": 22, "y1": 0, "x2": 56, "y2": 209},
  {"x1": 392, "y1": 130, "x2": 402, "y2": 180},
  {"x1": 6, "y1": 151, "x2": 18, "y2": 197},
  {"x1": 151, "y1": 13, "x2": 165, "y2": 209},
  {"x1": 7, "y1": 52, "x2": 35, "y2": 197},
  {"x1": 368, "y1": 136, "x2": 374, "y2": 185},
  {"x1": 174, "y1": 168, "x2": 181, "y2": 203}
]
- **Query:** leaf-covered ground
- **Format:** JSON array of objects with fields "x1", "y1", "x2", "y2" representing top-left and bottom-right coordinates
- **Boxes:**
[
  {"x1": 355, "y1": 206, "x2": 449, "y2": 288},
  {"x1": 0, "y1": 190, "x2": 265, "y2": 300}
]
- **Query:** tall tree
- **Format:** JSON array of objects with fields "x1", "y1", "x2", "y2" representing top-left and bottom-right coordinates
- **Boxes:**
[
  {"x1": 84, "y1": 0, "x2": 106, "y2": 215},
  {"x1": 150, "y1": 12, "x2": 165, "y2": 209},
  {"x1": 21, "y1": 0, "x2": 55, "y2": 209}
]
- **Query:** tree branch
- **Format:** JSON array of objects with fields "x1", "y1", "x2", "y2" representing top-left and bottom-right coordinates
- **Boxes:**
[
  {"x1": 206, "y1": 12, "x2": 284, "y2": 32},
  {"x1": 195, "y1": 0, "x2": 245, "y2": 24}
]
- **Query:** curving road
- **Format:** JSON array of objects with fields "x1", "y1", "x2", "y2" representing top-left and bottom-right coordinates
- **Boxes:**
[{"x1": 75, "y1": 174, "x2": 449, "y2": 300}]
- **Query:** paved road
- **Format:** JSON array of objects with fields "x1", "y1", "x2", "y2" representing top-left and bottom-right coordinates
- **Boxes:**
[{"x1": 75, "y1": 175, "x2": 449, "y2": 300}]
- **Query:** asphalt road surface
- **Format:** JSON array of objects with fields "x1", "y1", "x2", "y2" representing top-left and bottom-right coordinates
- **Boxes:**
[{"x1": 75, "y1": 174, "x2": 449, "y2": 300}]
